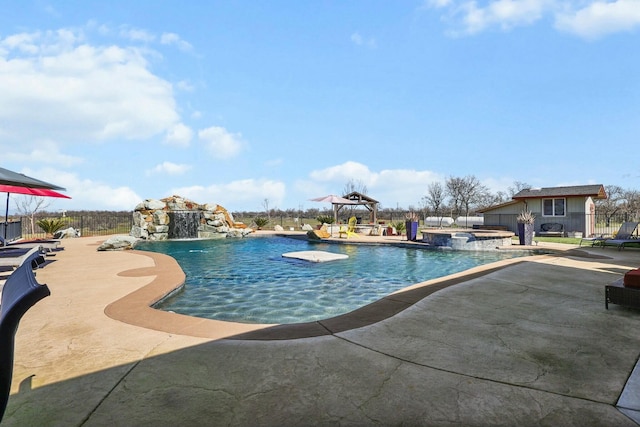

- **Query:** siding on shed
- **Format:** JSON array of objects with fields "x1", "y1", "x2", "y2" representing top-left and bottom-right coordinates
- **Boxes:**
[{"x1": 483, "y1": 197, "x2": 593, "y2": 235}]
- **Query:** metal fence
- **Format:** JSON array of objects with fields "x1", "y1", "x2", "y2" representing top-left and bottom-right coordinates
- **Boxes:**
[
  {"x1": 4, "y1": 210, "x2": 639, "y2": 241},
  {"x1": 592, "y1": 212, "x2": 640, "y2": 237},
  {"x1": 0, "y1": 220, "x2": 23, "y2": 241},
  {"x1": 17, "y1": 212, "x2": 134, "y2": 240}
]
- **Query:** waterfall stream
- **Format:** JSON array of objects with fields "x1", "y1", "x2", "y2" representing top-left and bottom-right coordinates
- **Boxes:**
[{"x1": 168, "y1": 211, "x2": 201, "y2": 239}]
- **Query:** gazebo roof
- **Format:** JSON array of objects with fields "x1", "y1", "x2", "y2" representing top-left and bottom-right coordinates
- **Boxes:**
[
  {"x1": 337, "y1": 191, "x2": 379, "y2": 223},
  {"x1": 343, "y1": 191, "x2": 379, "y2": 204}
]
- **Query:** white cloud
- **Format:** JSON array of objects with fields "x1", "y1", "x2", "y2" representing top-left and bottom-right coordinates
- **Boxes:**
[
  {"x1": 4, "y1": 140, "x2": 83, "y2": 167},
  {"x1": 160, "y1": 32, "x2": 193, "y2": 52},
  {"x1": 451, "y1": 0, "x2": 547, "y2": 35},
  {"x1": 555, "y1": 0, "x2": 640, "y2": 38},
  {"x1": 307, "y1": 161, "x2": 444, "y2": 209},
  {"x1": 425, "y1": 0, "x2": 640, "y2": 38},
  {"x1": 17, "y1": 168, "x2": 142, "y2": 210},
  {"x1": 310, "y1": 161, "x2": 376, "y2": 183},
  {"x1": 176, "y1": 80, "x2": 195, "y2": 91},
  {"x1": 428, "y1": 0, "x2": 454, "y2": 7},
  {"x1": 172, "y1": 179, "x2": 286, "y2": 210},
  {"x1": 164, "y1": 123, "x2": 193, "y2": 147},
  {"x1": 0, "y1": 27, "x2": 181, "y2": 147},
  {"x1": 120, "y1": 27, "x2": 155, "y2": 43},
  {"x1": 198, "y1": 126, "x2": 244, "y2": 159},
  {"x1": 350, "y1": 32, "x2": 377, "y2": 48},
  {"x1": 146, "y1": 161, "x2": 191, "y2": 176}
]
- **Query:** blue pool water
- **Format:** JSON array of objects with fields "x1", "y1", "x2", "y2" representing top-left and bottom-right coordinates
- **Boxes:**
[{"x1": 135, "y1": 236, "x2": 530, "y2": 324}]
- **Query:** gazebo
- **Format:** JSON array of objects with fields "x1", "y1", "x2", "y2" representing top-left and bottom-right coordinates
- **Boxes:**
[{"x1": 336, "y1": 191, "x2": 379, "y2": 224}]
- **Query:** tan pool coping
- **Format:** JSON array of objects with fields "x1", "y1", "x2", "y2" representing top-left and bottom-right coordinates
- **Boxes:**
[{"x1": 103, "y1": 231, "x2": 602, "y2": 340}]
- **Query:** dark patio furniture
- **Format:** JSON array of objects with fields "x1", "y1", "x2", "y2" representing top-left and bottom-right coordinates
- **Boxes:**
[
  {"x1": 0, "y1": 260, "x2": 50, "y2": 421},
  {"x1": 605, "y1": 277, "x2": 640, "y2": 310},
  {"x1": 602, "y1": 222, "x2": 640, "y2": 250},
  {"x1": 0, "y1": 246, "x2": 45, "y2": 270},
  {"x1": 537, "y1": 223, "x2": 564, "y2": 237}
]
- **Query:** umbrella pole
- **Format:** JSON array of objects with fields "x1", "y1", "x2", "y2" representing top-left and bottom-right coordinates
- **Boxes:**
[
  {"x1": 4, "y1": 192, "x2": 9, "y2": 241},
  {"x1": 332, "y1": 205, "x2": 337, "y2": 237}
]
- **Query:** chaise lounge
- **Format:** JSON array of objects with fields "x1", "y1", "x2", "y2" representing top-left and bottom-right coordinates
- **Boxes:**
[
  {"x1": 0, "y1": 260, "x2": 50, "y2": 421},
  {"x1": 601, "y1": 222, "x2": 640, "y2": 250},
  {"x1": 0, "y1": 247, "x2": 45, "y2": 270}
]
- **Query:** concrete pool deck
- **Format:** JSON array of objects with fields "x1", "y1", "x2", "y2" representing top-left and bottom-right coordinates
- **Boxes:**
[{"x1": 4, "y1": 232, "x2": 640, "y2": 425}]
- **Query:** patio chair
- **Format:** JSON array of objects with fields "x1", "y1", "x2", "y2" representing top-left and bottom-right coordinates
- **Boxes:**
[
  {"x1": 0, "y1": 247, "x2": 45, "y2": 270},
  {"x1": 339, "y1": 217, "x2": 358, "y2": 239},
  {"x1": 601, "y1": 222, "x2": 640, "y2": 250},
  {"x1": 0, "y1": 261, "x2": 50, "y2": 421},
  {"x1": 307, "y1": 224, "x2": 331, "y2": 240},
  {"x1": 0, "y1": 236, "x2": 62, "y2": 253},
  {"x1": 579, "y1": 234, "x2": 607, "y2": 247}
]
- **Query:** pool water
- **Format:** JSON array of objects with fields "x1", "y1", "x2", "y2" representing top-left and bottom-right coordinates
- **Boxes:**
[{"x1": 135, "y1": 236, "x2": 529, "y2": 324}]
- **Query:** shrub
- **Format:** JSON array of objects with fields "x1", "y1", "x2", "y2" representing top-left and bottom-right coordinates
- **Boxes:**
[
  {"x1": 316, "y1": 215, "x2": 335, "y2": 225},
  {"x1": 253, "y1": 217, "x2": 269, "y2": 230},
  {"x1": 37, "y1": 217, "x2": 68, "y2": 235},
  {"x1": 393, "y1": 221, "x2": 406, "y2": 234}
]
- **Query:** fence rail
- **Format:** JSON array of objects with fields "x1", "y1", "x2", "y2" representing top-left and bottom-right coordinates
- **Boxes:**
[
  {"x1": 592, "y1": 213, "x2": 640, "y2": 237},
  {"x1": 17, "y1": 213, "x2": 134, "y2": 240},
  {"x1": 0, "y1": 220, "x2": 23, "y2": 241},
  {"x1": 3, "y1": 210, "x2": 639, "y2": 241}
]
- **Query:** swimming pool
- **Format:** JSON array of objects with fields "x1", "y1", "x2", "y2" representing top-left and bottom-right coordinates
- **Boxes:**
[{"x1": 135, "y1": 236, "x2": 531, "y2": 324}]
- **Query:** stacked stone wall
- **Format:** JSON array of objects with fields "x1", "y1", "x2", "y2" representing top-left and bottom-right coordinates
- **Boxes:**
[{"x1": 130, "y1": 195, "x2": 253, "y2": 240}]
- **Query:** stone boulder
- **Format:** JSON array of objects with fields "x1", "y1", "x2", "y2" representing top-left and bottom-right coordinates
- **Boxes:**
[
  {"x1": 97, "y1": 236, "x2": 139, "y2": 251},
  {"x1": 54, "y1": 227, "x2": 80, "y2": 239},
  {"x1": 226, "y1": 228, "x2": 254, "y2": 238}
]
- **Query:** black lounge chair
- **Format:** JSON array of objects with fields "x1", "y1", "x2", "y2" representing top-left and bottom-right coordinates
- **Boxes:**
[
  {"x1": 0, "y1": 246, "x2": 45, "y2": 270},
  {"x1": 0, "y1": 261, "x2": 50, "y2": 421},
  {"x1": 0, "y1": 236, "x2": 62, "y2": 253},
  {"x1": 601, "y1": 222, "x2": 640, "y2": 250}
]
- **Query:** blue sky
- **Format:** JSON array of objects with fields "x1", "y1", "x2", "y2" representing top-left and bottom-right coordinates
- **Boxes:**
[{"x1": 1, "y1": 1, "x2": 638, "y2": 214}]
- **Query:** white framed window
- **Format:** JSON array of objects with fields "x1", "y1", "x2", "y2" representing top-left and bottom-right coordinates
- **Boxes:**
[{"x1": 542, "y1": 198, "x2": 566, "y2": 217}]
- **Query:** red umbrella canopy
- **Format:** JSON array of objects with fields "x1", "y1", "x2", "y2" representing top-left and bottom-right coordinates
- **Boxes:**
[
  {"x1": 0, "y1": 184, "x2": 71, "y2": 199},
  {"x1": 1, "y1": 183, "x2": 71, "y2": 240}
]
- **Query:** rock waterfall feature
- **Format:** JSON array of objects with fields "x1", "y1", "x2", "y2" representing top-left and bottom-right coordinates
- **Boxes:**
[
  {"x1": 167, "y1": 211, "x2": 202, "y2": 239},
  {"x1": 130, "y1": 195, "x2": 253, "y2": 240}
]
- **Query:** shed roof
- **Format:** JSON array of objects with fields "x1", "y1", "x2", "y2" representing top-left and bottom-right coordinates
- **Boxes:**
[
  {"x1": 512, "y1": 184, "x2": 607, "y2": 200},
  {"x1": 476, "y1": 200, "x2": 521, "y2": 213}
]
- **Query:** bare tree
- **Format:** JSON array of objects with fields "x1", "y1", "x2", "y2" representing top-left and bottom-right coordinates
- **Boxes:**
[
  {"x1": 421, "y1": 182, "x2": 446, "y2": 226},
  {"x1": 342, "y1": 179, "x2": 368, "y2": 196},
  {"x1": 623, "y1": 189, "x2": 640, "y2": 219},
  {"x1": 14, "y1": 195, "x2": 50, "y2": 236},
  {"x1": 445, "y1": 175, "x2": 489, "y2": 221},
  {"x1": 475, "y1": 190, "x2": 508, "y2": 211},
  {"x1": 507, "y1": 181, "x2": 532, "y2": 197},
  {"x1": 595, "y1": 185, "x2": 624, "y2": 226},
  {"x1": 261, "y1": 198, "x2": 271, "y2": 220}
]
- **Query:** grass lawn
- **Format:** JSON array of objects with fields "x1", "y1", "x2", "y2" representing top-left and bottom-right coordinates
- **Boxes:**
[{"x1": 512, "y1": 236, "x2": 583, "y2": 245}]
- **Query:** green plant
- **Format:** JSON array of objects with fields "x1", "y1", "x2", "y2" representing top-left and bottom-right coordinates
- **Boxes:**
[
  {"x1": 253, "y1": 216, "x2": 269, "y2": 230},
  {"x1": 393, "y1": 221, "x2": 406, "y2": 233},
  {"x1": 37, "y1": 217, "x2": 68, "y2": 235},
  {"x1": 517, "y1": 210, "x2": 535, "y2": 224},
  {"x1": 316, "y1": 215, "x2": 335, "y2": 225}
]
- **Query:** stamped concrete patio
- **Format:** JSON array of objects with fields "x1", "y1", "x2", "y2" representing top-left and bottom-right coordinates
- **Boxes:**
[{"x1": 4, "y1": 233, "x2": 640, "y2": 426}]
